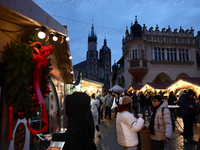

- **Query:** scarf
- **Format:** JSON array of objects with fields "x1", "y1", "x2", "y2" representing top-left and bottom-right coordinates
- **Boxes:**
[
  {"x1": 149, "y1": 101, "x2": 163, "y2": 135},
  {"x1": 117, "y1": 104, "x2": 129, "y2": 112}
]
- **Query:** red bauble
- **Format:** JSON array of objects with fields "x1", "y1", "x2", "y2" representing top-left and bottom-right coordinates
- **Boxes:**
[
  {"x1": 46, "y1": 87, "x2": 51, "y2": 92},
  {"x1": 32, "y1": 94, "x2": 38, "y2": 100},
  {"x1": 43, "y1": 93, "x2": 47, "y2": 98},
  {"x1": 30, "y1": 107, "x2": 37, "y2": 113},
  {"x1": 45, "y1": 69, "x2": 48, "y2": 72},
  {"x1": 44, "y1": 75, "x2": 48, "y2": 80},
  {"x1": 45, "y1": 84, "x2": 49, "y2": 88},
  {"x1": 34, "y1": 101, "x2": 40, "y2": 107},
  {"x1": 17, "y1": 111, "x2": 25, "y2": 119},
  {"x1": 30, "y1": 85, "x2": 33, "y2": 89}
]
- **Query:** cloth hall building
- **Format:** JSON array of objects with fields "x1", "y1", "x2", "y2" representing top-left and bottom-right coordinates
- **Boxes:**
[{"x1": 111, "y1": 16, "x2": 200, "y2": 90}]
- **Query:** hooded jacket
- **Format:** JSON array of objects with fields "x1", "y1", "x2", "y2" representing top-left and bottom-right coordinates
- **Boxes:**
[
  {"x1": 52, "y1": 92, "x2": 97, "y2": 150},
  {"x1": 179, "y1": 94, "x2": 196, "y2": 115},
  {"x1": 146, "y1": 101, "x2": 172, "y2": 140}
]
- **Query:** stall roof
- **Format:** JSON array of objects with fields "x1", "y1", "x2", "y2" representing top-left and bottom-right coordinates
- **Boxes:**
[
  {"x1": 177, "y1": 77, "x2": 200, "y2": 87},
  {"x1": 82, "y1": 78, "x2": 104, "y2": 87},
  {"x1": 128, "y1": 85, "x2": 144, "y2": 90},
  {"x1": 0, "y1": 0, "x2": 74, "y2": 83},
  {"x1": 145, "y1": 83, "x2": 171, "y2": 89}
]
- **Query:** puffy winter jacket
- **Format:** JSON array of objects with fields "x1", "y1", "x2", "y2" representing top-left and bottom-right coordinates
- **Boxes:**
[
  {"x1": 116, "y1": 111, "x2": 144, "y2": 147},
  {"x1": 90, "y1": 98, "x2": 100, "y2": 126},
  {"x1": 146, "y1": 101, "x2": 172, "y2": 140}
]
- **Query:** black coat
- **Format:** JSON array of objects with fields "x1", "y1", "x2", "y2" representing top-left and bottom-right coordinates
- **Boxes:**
[
  {"x1": 52, "y1": 92, "x2": 97, "y2": 150},
  {"x1": 168, "y1": 94, "x2": 177, "y2": 105},
  {"x1": 139, "y1": 94, "x2": 147, "y2": 107}
]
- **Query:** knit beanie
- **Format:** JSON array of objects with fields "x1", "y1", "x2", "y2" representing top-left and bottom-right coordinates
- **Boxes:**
[
  {"x1": 122, "y1": 96, "x2": 132, "y2": 105},
  {"x1": 153, "y1": 95, "x2": 162, "y2": 102}
]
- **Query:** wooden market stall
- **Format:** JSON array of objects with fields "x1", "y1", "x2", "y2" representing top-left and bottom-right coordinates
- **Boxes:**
[
  {"x1": 127, "y1": 85, "x2": 144, "y2": 93},
  {"x1": 166, "y1": 77, "x2": 200, "y2": 96},
  {"x1": 81, "y1": 78, "x2": 104, "y2": 96},
  {"x1": 140, "y1": 83, "x2": 171, "y2": 95}
]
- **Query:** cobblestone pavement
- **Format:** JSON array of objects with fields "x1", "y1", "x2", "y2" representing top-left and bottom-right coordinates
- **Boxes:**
[{"x1": 94, "y1": 112, "x2": 200, "y2": 150}]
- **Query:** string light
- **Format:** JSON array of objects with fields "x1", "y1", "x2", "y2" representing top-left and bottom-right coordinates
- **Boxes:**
[
  {"x1": 66, "y1": 37, "x2": 70, "y2": 41},
  {"x1": 38, "y1": 31, "x2": 46, "y2": 39},
  {"x1": 51, "y1": 15, "x2": 124, "y2": 37},
  {"x1": 53, "y1": 35, "x2": 58, "y2": 41},
  {"x1": 32, "y1": 0, "x2": 198, "y2": 7}
]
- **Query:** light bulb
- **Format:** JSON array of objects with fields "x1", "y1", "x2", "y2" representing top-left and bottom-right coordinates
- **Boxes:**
[
  {"x1": 38, "y1": 31, "x2": 46, "y2": 39},
  {"x1": 71, "y1": 71, "x2": 73, "y2": 74},
  {"x1": 69, "y1": 56, "x2": 72, "y2": 59},
  {"x1": 53, "y1": 36, "x2": 58, "y2": 41},
  {"x1": 73, "y1": 81, "x2": 75, "y2": 84},
  {"x1": 66, "y1": 37, "x2": 70, "y2": 41}
]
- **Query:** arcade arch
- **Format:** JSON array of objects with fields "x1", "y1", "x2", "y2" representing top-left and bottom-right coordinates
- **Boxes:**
[
  {"x1": 154, "y1": 72, "x2": 172, "y2": 83},
  {"x1": 175, "y1": 73, "x2": 190, "y2": 81}
]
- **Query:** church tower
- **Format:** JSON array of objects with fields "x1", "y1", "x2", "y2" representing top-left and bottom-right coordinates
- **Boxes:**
[
  {"x1": 99, "y1": 38, "x2": 111, "y2": 90},
  {"x1": 86, "y1": 23, "x2": 99, "y2": 80}
]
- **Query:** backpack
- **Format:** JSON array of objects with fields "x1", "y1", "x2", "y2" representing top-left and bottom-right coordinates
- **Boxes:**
[{"x1": 161, "y1": 107, "x2": 175, "y2": 131}]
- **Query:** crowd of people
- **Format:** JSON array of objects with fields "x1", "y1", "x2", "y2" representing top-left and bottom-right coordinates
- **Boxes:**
[{"x1": 43, "y1": 89, "x2": 200, "y2": 150}]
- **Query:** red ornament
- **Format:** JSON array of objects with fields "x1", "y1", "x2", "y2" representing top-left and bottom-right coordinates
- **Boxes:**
[
  {"x1": 43, "y1": 93, "x2": 47, "y2": 98},
  {"x1": 46, "y1": 87, "x2": 51, "y2": 92},
  {"x1": 32, "y1": 94, "x2": 38, "y2": 101},
  {"x1": 45, "y1": 69, "x2": 48, "y2": 72},
  {"x1": 30, "y1": 85, "x2": 33, "y2": 89},
  {"x1": 44, "y1": 75, "x2": 48, "y2": 80},
  {"x1": 31, "y1": 107, "x2": 37, "y2": 113},
  {"x1": 34, "y1": 101, "x2": 40, "y2": 107},
  {"x1": 45, "y1": 84, "x2": 49, "y2": 88},
  {"x1": 17, "y1": 111, "x2": 25, "y2": 119}
]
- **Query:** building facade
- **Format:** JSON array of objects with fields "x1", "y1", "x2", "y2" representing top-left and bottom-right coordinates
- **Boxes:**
[
  {"x1": 73, "y1": 24, "x2": 111, "y2": 92},
  {"x1": 112, "y1": 16, "x2": 200, "y2": 90}
]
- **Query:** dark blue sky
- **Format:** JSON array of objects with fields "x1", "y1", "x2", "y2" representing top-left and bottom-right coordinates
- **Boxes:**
[{"x1": 34, "y1": 0, "x2": 200, "y2": 66}]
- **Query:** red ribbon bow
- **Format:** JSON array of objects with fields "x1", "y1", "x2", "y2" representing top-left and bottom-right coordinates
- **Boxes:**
[{"x1": 27, "y1": 42, "x2": 53, "y2": 135}]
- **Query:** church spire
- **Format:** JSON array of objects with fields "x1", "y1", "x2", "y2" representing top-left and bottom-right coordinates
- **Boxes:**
[{"x1": 88, "y1": 19, "x2": 97, "y2": 42}]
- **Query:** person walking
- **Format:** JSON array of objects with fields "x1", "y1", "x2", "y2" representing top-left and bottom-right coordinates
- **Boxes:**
[
  {"x1": 146, "y1": 92, "x2": 152, "y2": 118},
  {"x1": 139, "y1": 91, "x2": 147, "y2": 120},
  {"x1": 111, "y1": 92, "x2": 120, "y2": 117},
  {"x1": 116, "y1": 96, "x2": 144, "y2": 150},
  {"x1": 96, "y1": 92, "x2": 104, "y2": 124},
  {"x1": 104, "y1": 91, "x2": 113, "y2": 119},
  {"x1": 132, "y1": 91, "x2": 139, "y2": 117},
  {"x1": 179, "y1": 89, "x2": 197, "y2": 144},
  {"x1": 90, "y1": 93, "x2": 101, "y2": 138},
  {"x1": 168, "y1": 91, "x2": 177, "y2": 105},
  {"x1": 43, "y1": 92, "x2": 97, "y2": 150},
  {"x1": 145, "y1": 95, "x2": 173, "y2": 150}
]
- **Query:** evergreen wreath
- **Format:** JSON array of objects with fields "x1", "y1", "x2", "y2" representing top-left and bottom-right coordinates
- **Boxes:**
[{"x1": 4, "y1": 33, "x2": 52, "y2": 119}]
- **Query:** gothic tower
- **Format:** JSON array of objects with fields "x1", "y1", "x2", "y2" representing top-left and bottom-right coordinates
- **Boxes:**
[
  {"x1": 99, "y1": 38, "x2": 111, "y2": 90},
  {"x1": 86, "y1": 23, "x2": 99, "y2": 80}
]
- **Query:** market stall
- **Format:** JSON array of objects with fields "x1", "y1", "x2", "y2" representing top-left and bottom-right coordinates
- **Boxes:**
[
  {"x1": 79, "y1": 78, "x2": 104, "y2": 96},
  {"x1": 109, "y1": 84, "x2": 125, "y2": 92},
  {"x1": 127, "y1": 85, "x2": 144, "y2": 93},
  {"x1": 167, "y1": 77, "x2": 200, "y2": 96},
  {"x1": 0, "y1": 1, "x2": 74, "y2": 149}
]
